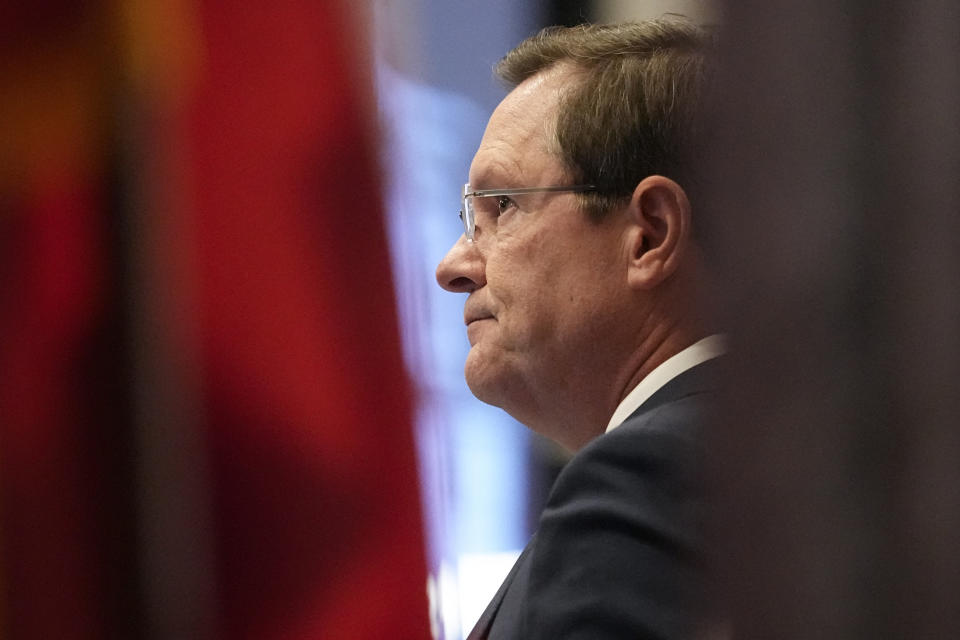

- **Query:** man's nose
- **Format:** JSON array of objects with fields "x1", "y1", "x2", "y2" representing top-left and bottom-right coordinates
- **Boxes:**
[{"x1": 436, "y1": 236, "x2": 485, "y2": 293}]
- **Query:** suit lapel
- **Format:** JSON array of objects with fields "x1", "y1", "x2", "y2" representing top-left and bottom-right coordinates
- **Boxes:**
[{"x1": 466, "y1": 537, "x2": 536, "y2": 640}]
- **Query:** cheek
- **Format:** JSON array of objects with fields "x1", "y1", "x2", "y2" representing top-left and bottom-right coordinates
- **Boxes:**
[
  {"x1": 486, "y1": 237, "x2": 556, "y2": 300},
  {"x1": 484, "y1": 234, "x2": 568, "y2": 339},
  {"x1": 486, "y1": 262, "x2": 541, "y2": 321},
  {"x1": 483, "y1": 254, "x2": 520, "y2": 308}
]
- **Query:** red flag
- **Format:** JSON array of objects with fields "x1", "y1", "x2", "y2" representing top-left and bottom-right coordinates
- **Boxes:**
[
  {"x1": 1, "y1": 1, "x2": 430, "y2": 637},
  {"x1": 184, "y1": 1, "x2": 431, "y2": 637}
]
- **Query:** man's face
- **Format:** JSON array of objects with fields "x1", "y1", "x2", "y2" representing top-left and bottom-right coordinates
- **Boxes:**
[{"x1": 436, "y1": 65, "x2": 630, "y2": 430}]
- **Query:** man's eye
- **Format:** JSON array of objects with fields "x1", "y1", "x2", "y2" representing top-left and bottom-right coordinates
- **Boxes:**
[{"x1": 496, "y1": 195, "x2": 514, "y2": 213}]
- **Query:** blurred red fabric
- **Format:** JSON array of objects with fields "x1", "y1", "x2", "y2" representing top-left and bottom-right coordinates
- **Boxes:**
[
  {"x1": 0, "y1": 0, "x2": 430, "y2": 637},
  {"x1": 186, "y1": 1, "x2": 430, "y2": 637}
]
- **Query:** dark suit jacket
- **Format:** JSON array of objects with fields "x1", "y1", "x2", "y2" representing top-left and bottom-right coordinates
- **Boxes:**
[{"x1": 467, "y1": 359, "x2": 717, "y2": 640}]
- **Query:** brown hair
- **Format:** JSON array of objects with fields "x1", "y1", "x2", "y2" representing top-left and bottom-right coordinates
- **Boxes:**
[{"x1": 496, "y1": 19, "x2": 713, "y2": 220}]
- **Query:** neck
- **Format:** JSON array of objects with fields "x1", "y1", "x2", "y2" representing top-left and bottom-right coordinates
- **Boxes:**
[
  {"x1": 506, "y1": 253, "x2": 713, "y2": 452},
  {"x1": 513, "y1": 304, "x2": 708, "y2": 453},
  {"x1": 570, "y1": 279, "x2": 710, "y2": 450},
  {"x1": 615, "y1": 321, "x2": 710, "y2": 408},
  {"x1": 612, "y1": 260, "x2": 713, "y2": 411}
]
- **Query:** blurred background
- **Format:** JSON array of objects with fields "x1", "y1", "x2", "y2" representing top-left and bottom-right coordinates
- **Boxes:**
[{"x1": 2, "y1": 0, "x2": 958, "y2": 639}]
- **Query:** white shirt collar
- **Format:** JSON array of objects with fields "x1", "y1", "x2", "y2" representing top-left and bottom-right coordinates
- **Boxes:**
[{"x1": 604, "y1": 334, "x2": 726, "y2": 433}]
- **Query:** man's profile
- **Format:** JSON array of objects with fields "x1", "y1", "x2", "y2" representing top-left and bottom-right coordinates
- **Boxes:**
[{"x1": 436, "y1": 19, "x2": 721, "y2": 639}]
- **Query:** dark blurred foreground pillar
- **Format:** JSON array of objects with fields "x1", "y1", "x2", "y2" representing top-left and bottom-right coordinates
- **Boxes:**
[{"x1": 706, "y1": 3, "x2": 960, "y2": 638}]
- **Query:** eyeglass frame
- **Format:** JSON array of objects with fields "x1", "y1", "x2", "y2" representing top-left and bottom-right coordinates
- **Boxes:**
[{"x1": 459, "y1": 183, "x2": 597, "y2": 240}]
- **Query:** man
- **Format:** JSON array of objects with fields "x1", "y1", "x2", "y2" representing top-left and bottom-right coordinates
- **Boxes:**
[{"x1": 435, "y1": 20, "x2": 722, "y2": 639}]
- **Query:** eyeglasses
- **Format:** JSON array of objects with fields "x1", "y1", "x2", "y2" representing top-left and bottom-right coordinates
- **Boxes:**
[{"x1": 459, "y1": 183, "x2": 597, "y2": 240}]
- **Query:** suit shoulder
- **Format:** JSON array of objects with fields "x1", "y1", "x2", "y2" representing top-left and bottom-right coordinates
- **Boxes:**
[
  {"x1": 556, "y1": 389, "x2": 712, "y2": 502},
  {"x1": 520, "y1": 393, "x2": 710, "y2": 638}
]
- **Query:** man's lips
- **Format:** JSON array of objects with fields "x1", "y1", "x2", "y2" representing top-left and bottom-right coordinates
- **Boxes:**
[
  {"x1": 465, "y1": 313, "x2": 493, "y2": 345},
  {"x1": 463, "y1": 304, "x2": 494, "y2": 326},
  {"x1": 464, "y1": 313, "x2": 494, "y2": 326},
  {"x1": 464, "y1": 296, "x2": 494, "y2": 327}
]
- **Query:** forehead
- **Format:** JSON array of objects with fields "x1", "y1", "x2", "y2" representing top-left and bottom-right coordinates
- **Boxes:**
[{"x1": 469, "y1": 64, "x2": 576, "y2": 188}]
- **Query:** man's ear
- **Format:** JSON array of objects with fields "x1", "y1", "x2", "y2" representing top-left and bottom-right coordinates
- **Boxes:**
[{"x1": 624, "y1": 175, "x2": 692, "y2": 290}]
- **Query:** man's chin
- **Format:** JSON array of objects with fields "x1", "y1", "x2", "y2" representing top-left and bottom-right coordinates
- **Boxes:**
[{"x1": 463, "y1": 351, "x2": 508, "y2": 407}]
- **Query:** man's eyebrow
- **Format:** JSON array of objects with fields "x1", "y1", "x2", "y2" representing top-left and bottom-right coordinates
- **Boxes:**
[
  {"x1": 470, "y1": 167, "x2": 525, "y2": 191},
  {"x1": 467, "y1": 171, "x2": 498, "y2": 191}
]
